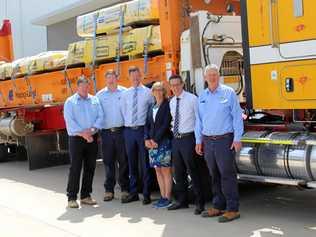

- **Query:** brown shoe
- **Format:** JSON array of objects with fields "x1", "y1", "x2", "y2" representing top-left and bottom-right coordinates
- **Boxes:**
[
  {"x1": 201, "y1": 208, "x2": 225, "y2": 218},
  {"x1": 68, "y1": 200, "x2": 79, "y2": 208},
  {"x1": 218, "y1": 211, "x2": 240, "y2": 223},
  {"x1": 103, "y1": 192, "x2": 114, "y2": 202},
  {"x1": 121, "y1": 191, "x2": 129, "y2": 201},
  {"x1": 80, "y1": 197, "x2": 97, "y2": 205}
]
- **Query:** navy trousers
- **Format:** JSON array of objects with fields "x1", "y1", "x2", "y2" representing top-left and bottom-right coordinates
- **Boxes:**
[
  {"x1": 100, "y1": 129, "x2": 129, "y2": 193},
  {"x1": 67, "y1": 135, "x2": 98, "y2": 201},
  {"x1": 124, "y1": 127, "x2": 151, "y2": 198},
  {"x1": 172, "y1": 134, "x2": 205, "y2": 207},
  {"x1": 203, "y1": 134, "x2": 239, "y2": 212}
]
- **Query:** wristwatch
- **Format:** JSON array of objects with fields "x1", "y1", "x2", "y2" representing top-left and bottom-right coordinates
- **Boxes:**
[{"x1": 90, "y1": 127, "x2": 97, "y2": 133}]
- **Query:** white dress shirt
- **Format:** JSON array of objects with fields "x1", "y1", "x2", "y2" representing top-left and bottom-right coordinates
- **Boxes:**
[{"x1": 169, "y1": 90, "x2": 197, "y2": 134}]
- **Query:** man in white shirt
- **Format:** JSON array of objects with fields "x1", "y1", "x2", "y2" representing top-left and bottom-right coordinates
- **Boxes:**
[
  {"x1": 167, "y1": 74, "x2": 205, "y2": 215},
  {"x1": 120, "y1": 66, "x2": 154, "y2": 205}
]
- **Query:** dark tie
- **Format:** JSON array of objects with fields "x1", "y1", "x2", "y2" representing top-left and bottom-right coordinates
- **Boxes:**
[{"x1": 174, "y1": 97, "x2": 180, "y2": 136}]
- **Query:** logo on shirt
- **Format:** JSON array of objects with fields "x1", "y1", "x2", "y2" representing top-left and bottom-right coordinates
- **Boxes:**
[{"x1": 219, "y1": 96, "x2": 228, "y2": 104}]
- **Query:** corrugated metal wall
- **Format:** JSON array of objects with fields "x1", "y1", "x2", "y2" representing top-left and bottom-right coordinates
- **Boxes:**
[{"x1": 47, "y1": 17, "x2": 81, "y2": 51}]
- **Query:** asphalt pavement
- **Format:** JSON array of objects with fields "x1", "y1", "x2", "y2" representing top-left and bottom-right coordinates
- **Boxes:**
[{"x1": 0, "y1": 160, "x2": 315, "y2": 237}]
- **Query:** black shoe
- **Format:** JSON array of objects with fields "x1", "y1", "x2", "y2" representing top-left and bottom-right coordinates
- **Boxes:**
[
  {"x1": 142, "y1": 197, "x2": 151, "y2": 205},
  {"x1": 194, "y1": 206, "x2": 205, "y2": 215},
  {"x1": 121, "y1": 194, "x2": 139, "y2": 204},
  {"x1": 167, "y1": 202, "x2": 189, "y2": 211}
]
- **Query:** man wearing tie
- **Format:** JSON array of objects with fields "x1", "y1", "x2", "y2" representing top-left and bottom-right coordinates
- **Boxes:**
[
  {"x1": 121, "y1": 66, "x2": 154, "y2": 205},
  {"x1": 167, "y1": 75, "x2": 205, "y2": 215},
  {"x1": 63, "y1": 76, "x2": 104, "y2": 208},
  {"x1": 96, "y1": 69, "x2": 129, "y2": 203}
]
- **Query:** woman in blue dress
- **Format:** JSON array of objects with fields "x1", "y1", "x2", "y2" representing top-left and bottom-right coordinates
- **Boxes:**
[{"x1": 144, "y1": 82, "x2": 172, "y2": 208}]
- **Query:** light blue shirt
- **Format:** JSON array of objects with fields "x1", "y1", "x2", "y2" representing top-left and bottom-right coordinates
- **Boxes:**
[
  {"x1": 96, "y1": 86, "x2": 126, "y2": 129},
  {"x1": 195, "y1": 84, "x2": 244, "y2": 144},
  {"x1": 121, "y1": 85, "x2": 154, "y2": 127},
  {"x1": 63, "y1": 93, "x2": 104, "y2": 136}
]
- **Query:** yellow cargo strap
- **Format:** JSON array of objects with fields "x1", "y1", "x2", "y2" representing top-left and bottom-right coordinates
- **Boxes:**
[
  {"x1": 62, "y1": 63, "x2": 73, "y2": 95},
  {"x1": 10, "y1": 71, "x2": 17, "y2": 92},
  {"x1": 143, "y1": 25, "x2": 153, "y2": 76},
  {"x1": 241, "y1": 137, "x2": 300, "y2": 146},
  {"x1": 116, "y1": 7, "x2": 125, "y2": 76},
  {"x1": 90, "y1": 12, "x2": 99, "y2": 94},
  {"x1": 25, "y1": 66, "x2": 35, "y2": 104}
]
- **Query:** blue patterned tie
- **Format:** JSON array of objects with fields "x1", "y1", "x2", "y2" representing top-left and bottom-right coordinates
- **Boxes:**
[
  {"x1": 132, "y1": 87, "x2": 138, "y2": 125},
  {"x1": 174, "y1": 97, "x2": 180, "y2": 136}
]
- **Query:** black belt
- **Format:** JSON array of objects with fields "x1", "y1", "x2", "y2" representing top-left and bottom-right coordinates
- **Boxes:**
[
  {"x1": 127, "y1": 126, "x2": 144, "y2": 130},
  {"x1": 103, "y1": 127, "x2": 123, "y2": 133},
  {"x1": 173, "y1": 132, "x2": 194, "y2": 139},
  {"x1": 203, "y1": 132, "x2": 233, "y2": 141}
]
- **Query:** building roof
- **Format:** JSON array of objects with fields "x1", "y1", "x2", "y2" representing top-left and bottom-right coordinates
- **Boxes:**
[{"x1": 32, "y1": 0, "x2": 127, "y2": 26}]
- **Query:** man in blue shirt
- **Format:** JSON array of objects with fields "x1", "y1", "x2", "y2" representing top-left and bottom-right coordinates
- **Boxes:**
[
  {"x1": 120, "y1": 66, "x2": 154, "y2": 205},
  {"x1": 96, "y1": 69, "x2": 129, "y2": 203},
  {"x1": 195, "y1": 64, "x2": 244, "y2": 222},
  {"x1": 63, "y1": 76, "x2": 104, "y2": 208}
]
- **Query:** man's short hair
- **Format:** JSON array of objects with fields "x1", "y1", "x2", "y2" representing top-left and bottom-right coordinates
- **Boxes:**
[
  {"x1": 204, "y1": 64, "x2": 220, "y2": 75},
  {"x1": 105, "y1": 69, "x2": 117, "y2": 78},
  {"x1": 128, "y1": 66, "x2": 140, "y2": 74},
  {"x1": 77, "y1": 75, "x2": 89, "y2": 86},
  {"x1": 168, "y1": 74, "x2": 184, "y2": 83}
]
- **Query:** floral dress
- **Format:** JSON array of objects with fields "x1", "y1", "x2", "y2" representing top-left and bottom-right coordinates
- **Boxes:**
[
  {"x1": 148, "y1": 139, "x2": 172, "y2": 168},
  {"x1": 148, "y1": 104, "x2": 172, "y2": 168}
]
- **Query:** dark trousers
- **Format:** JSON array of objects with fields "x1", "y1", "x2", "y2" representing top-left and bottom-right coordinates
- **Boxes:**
[
  {"x1": 100, "y1": 129, "x2": 129, "y2": 193},
  {"x1": 124, "y1": 127, "x2": 151, "y2": 198},
  {"x1": 203, "y1": 134, "x2": 239, "y2": 212},
  {"x1": 67, "y1": 135, "x2": 98, "y2": 201},
  {"x1": 172, "y1": 134, "x2": 205, "y2": 207}
]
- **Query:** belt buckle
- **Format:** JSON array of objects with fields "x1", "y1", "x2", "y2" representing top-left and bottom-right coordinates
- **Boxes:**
[{"x1": 175, "y1": 133, "x2": 182, "y2": 139}]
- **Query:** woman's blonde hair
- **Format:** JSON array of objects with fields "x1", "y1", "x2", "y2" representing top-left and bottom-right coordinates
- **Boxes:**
[{"x1": 151, "y1": 81, "x2": 167, "y2": 98}]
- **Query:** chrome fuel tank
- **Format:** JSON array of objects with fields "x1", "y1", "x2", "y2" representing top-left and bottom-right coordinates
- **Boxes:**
[
  {"x1": 257, "y1": 132, "x2": 298, "y2": 178},
  {"x1": 236, "y1": 131, "x2": 269, "y2": 175}
]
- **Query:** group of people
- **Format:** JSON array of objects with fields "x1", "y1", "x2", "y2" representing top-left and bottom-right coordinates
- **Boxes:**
[{"x1": 63, "y1": 64, "x2": 244, "y2": 223}]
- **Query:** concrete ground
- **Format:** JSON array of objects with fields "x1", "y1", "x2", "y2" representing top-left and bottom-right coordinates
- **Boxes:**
[{"x1": 0, "y1": 160, "x2": 315, "y2": 237}]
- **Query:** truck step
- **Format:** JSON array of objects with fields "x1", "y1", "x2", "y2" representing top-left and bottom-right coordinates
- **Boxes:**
[{"x1": 237, "y1": 174, "x2": 307, "y2": 187}]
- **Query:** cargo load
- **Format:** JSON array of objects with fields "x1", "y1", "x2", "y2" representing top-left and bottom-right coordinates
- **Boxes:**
[
  {"x1": 77, "y1": 0, "x2": 159, "y2": 37},
  {"x1": 11, "y1": 57, "x2": 32, "y2": 78},
  {"x1": 0, "y1": 62, "x2": 12, "y2": 80},
  {"x1": 28, "y1": 51, "x2": 68, "y2": 73},
  {"x1": 66, "y1": 40, "x2": 86, "y2": 66},
  {"x1": 84, "y1": 25, "x2": 162, "y2": 64},
  {"x1": 68, "y1": 25, "x2": 162, "y2": 65}
]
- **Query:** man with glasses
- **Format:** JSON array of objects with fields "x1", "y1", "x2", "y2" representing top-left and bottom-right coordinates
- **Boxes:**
[{"x1": 167, "y1": 75, "x2": 205, "y2": 215}]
